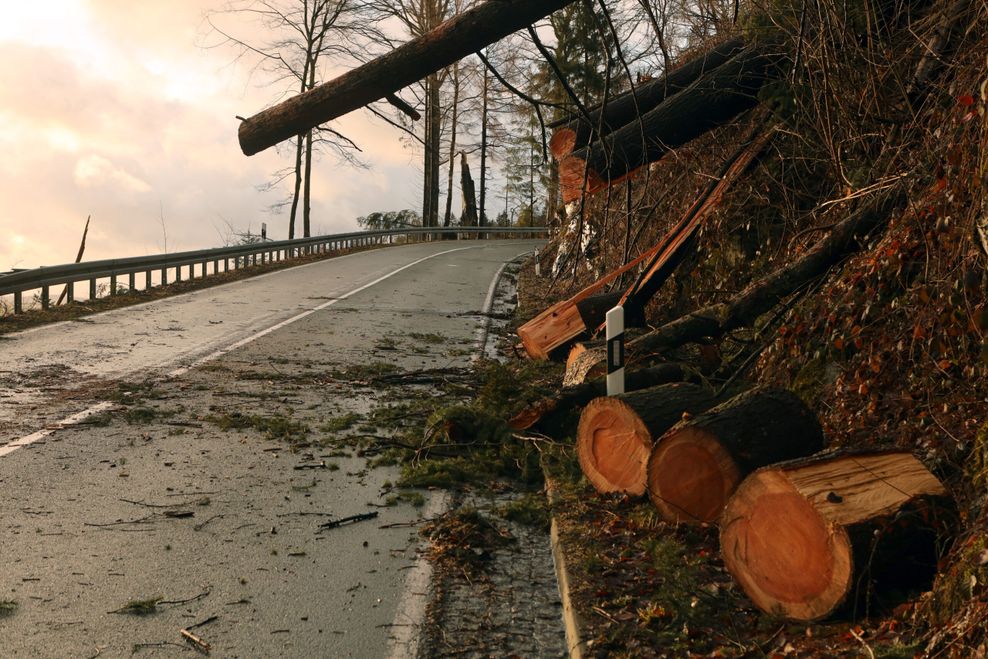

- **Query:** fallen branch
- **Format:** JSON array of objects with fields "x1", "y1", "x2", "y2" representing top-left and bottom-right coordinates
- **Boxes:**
[{"x1": 318, "y1": 511, "x2": 379, "y2": 531}]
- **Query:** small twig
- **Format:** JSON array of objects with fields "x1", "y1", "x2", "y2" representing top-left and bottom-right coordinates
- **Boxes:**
[
  {"x1": 849, "y1": 627, "x2": 875, "y2": 659},
  {"x1": 193, "y1": 515, "x2": 224, "y2": 532},
  {"x1": 159, "y1": 590, "x2": 210, "y2": 606},
  {"x1": 180, "y1": 628, "x2": 211, "y2": 655},
  {"x1": 317, "y1": 512, "x2": 379, "y2": 532}
]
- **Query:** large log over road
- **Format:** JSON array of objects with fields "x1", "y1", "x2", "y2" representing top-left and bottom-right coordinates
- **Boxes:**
[
  {"x1": 558, "y1": 48, "x2": 778, "y2": 202},
  {"x1": 238, "y1": 0, "x2": 576, "y2": 156},
  {"x1": 720, "y1": 451, "x2": 954, "y2": 621}
]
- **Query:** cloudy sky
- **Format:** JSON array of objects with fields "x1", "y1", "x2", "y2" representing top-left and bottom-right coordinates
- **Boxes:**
[{"x1": 0, "y1": 1, "x2": 423, "y2": 271}]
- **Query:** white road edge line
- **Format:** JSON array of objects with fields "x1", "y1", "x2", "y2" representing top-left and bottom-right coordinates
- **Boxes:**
[
  {"x1": 0, "y1": 245, "x2": 486, "y2": 457},
  {"x1": 386, "y1": 247, "x2": 532, "y2": 659}
]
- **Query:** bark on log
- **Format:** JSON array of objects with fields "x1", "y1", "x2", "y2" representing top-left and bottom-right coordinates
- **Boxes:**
[
  {"x1": 559, "y1": 48, "x2": 778, "y2": 202},
  {"x1": 238, "y1": 0, "x2": 576, "y2": 156},
  {"x1": 564, "y1": 188, "x2": 907, "y2": 385},
  {"x1": 646, "y1": 387, "x2": 824, "y2": 524},
  {"x1": 720, "y1": 450, "x2": 954, "y2": 621},
  {"x1": 509, "y1": 362, "x2": 700, "y2": 432},
  {"x1": 549, "y1": 37, "x2": 747, "y2": 159},
  {"x1": 576, "y1": 382, "x2": 717, "y2": 496}
]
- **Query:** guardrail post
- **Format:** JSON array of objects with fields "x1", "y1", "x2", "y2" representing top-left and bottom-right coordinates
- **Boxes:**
[
  {"x1": 176, "y1": 266, "x2": 182, "y2": 283},
  {"x1": 66, "y1": 282, "x2": 74, "y2": 303},
  {"x1": 110, "y1": 274, "x2": 118, "y2": 295},
  {"x1": 90, "y1": 278, "x2": 97, "y2": 301},
  {"x1": 129, "y1": 272, "x2": 135, "y2": 292},
  {"x1": 146, "y1": 271, "x2": 152, "y2": 290},
  {"x1": 161, "y1": 267, "x2": 168, "y2": 286},
  {"x1": 14, "y1": 291, "x2": 22, "y2": 314},
  {"x1": 41, "y1": 285, "x2": 50, "y2": 309}
]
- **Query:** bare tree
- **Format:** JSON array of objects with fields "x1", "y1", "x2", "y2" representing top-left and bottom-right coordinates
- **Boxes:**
[{"x1": 206, "y1": 0, "x2": 375, "y2": 238}]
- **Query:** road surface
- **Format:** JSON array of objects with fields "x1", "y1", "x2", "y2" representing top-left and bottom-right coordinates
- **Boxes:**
[{"x1": 0, "y1": 239, "x2": 540, "y2": 658}]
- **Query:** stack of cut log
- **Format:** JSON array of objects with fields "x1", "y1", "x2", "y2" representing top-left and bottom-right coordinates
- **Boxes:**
[{"x1": 567, "y1": 378, "x2": 955, "y2": 620}]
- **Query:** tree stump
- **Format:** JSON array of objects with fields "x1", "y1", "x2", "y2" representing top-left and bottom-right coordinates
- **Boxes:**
[
  {"x1": 720, "y1": 450, "x2": 954, "y2": 621},
  {"x1": 576, "y1": 382, "x2": 717, "y2": 496},
  {"x1": 646, "y1": 387, "x2": 824, "y2": 524}
]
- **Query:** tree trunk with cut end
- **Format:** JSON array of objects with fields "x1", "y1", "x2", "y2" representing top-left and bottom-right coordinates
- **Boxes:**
[
  {"x1": 460, "y1": 152, "x2": 478, "y2": 227},
  {"x1": 238, "y1": 0, "x2": 577, "y2": 156},
  {"x1": 510, "y1": 362, "x2": 699, "y2": 432},
  {"x1": 549, "y1": 36, "x2": 746, "y2": 159},
  {"x1": 576, "y1": 383, "x2": 717, "y2": 496},
  {"x1": 720, "y1": 450, "x2": 954, "y2": 621},
  {"x1": 558, "y1": 48, "x2": 777, "y2": 202},
  {"x1": 646, "y1": 387, "x2": 824, "y2": 524}
]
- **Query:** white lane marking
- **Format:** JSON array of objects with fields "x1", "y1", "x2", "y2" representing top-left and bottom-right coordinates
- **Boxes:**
[
  {"x1": 385, "y1": 490, "x2": 449, "y2": 659},
  {"x1": 166, "y1": 245, "x2": 481, "y2": 378},
  {"x1": 1, "y1": 244, "x2": 488, "y2": 457},
  {"x1": 0, "y1": 402, "x2": 115, "y2": 457},
  {"x1": 387, "y1": 249, "x2": 530, "y2": 659},
  {"x1": 472, "y1": 250, "x2": 533, "y2": 360}
]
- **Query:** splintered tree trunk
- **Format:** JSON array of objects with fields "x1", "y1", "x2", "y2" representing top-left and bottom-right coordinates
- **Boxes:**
[
  {"x1": 720, "y1": 451, "x2": 954, "y2": 621},
  {"x1": 576, "y1": 382, "x2": 717, "y2": 496},
  {"x1": 239, "y1": 0, "x2": 578, "y2": 155},
  {"x1": 646, "y1": 387, "x2": 824, "y2": 524},
  {"x1": 460, "y1": 152, "x2": 478, "y2": 227},
  {"x1": 549, "y1": 36, "x2": 746, "y2": 159},
  {"x1": 559, "y1": 48, "x2": 777, "y2": 202}
]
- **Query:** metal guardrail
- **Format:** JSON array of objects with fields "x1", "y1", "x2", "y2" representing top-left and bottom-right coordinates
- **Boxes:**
[{"x1": 0, "y1": 226, "x2": 547, "y2": 315}]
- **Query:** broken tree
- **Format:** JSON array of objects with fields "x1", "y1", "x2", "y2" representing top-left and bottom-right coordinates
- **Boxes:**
[
  {"x1": 558, "y1": 47, "x2": 778, "y2": 202},
  {"x1": 720, "y1": 450, "x2": 954, "y2": 621},
  {"x1": 645, "y1": 387, "x2": 824, "y2": 524},
  {"x1": 575, "y1": 382, "x2": 717, "y2": 496},
  {"x1": 238, "y1": 0, "x2": 578, "y2": 155},
  {"x1": 549, "y1": 36, "x2": 746, "y2": 159}
]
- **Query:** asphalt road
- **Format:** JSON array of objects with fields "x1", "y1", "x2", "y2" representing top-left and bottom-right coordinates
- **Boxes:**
[{"x1": 0, "y1": 239, "x2": 541, "y2": 658}]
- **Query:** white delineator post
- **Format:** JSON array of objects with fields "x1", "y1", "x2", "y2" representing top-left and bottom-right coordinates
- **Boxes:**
[
  {"x1": 534, "y1": 248, "x2": 541, "y2": 276},
  {"x1": 606, "y1": 306, "x2": 625, "y2": 395}
]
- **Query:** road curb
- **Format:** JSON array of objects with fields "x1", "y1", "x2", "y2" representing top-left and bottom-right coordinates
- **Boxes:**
[{"x1": 547, "y1": 480, "x2": 588, "y2": 658}]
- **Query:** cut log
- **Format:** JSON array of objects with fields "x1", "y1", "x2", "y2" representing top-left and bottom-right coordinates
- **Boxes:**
[
  {"x1": 576, "y1": 382, "x2": 717, "y2": 496},
  {"x1": 646, "y1": 387, "x2": 824, "y2": 524},
  {"x1": 559, "y1": 48, "x2": 778, "y2": 202},
  {"x1": 548, "y1": 37, "x2": 746, "y2": 159},
  {"x1": 510, "y1": 362, "x2": 699, "y2": 432},
  {"x1": 564, "y1": 187, "x2": 908, "y2": 385},
  {"x1": 720, "y1": 450, "x2": 954, "y2": 621},
  {"x1": 239, "y1": 0, "x2": 576, "y2": 155}
]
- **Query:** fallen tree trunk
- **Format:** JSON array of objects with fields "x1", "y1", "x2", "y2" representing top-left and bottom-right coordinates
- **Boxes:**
[
  {"x1": 564, "y1": 187, "x2": 907, "y2": 385},
  {"x1": 559, "y1": 48, "x2": 778, "y2": 202},
  {"x1": 646, "y1": 387, "x2": 823, "y2": 524},
  {"x1": 549, "y1": 37, "x2": 746, "y2": 159},
  {"x1": 576, "y1": 382, "x2": 717, "y2": 496},
  {"x1": 509, "y1": 362, "x2": 700, "y2": 432},
  {"x1": 238, "y1": 0, "x2": 576, "y2": 156},
  {"x1": 720, "y1": 450, "x2": 954, "y2": 621}
]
